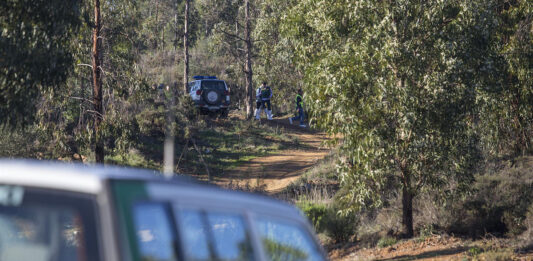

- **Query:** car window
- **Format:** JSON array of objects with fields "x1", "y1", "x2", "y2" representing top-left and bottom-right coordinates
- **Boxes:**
[
  {"x1": 176, "y1": 209, "x2": 254, "y2": 261},
  {"x1": 133, "y1": 203, "x2": 177, "y2": 261},
  {"x1": 256, "y1": 218, "x2": 323, "y2": 261},
  {"x1": 206, "y1": 212, "x2": 253, "y2": 261},
  {"x1": 176, "y1": 209, "x2": 212, "y2": 261},
  {"x1": 201, "y1": 81, "x2": 226, "y2": 91},
  {"x1": 0, "y1": 185, "x2": 100, "y2": 261}
]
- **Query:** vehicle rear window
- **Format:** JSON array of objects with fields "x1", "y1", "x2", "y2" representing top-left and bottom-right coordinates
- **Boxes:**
[
  {"x1": 256, "y1": 218, "x2": 323, "y2": 261},
  {"x1": 133, "y1": 203, "x2": 177, "y2": 261},
  {"x1": 0, "y1": 185, "x2": 100, "y2": 261},
  {"x1": 201, "y1": 81, "x2": 226, "y2": 91}
]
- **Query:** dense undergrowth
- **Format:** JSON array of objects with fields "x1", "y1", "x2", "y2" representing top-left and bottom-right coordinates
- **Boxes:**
[
  {"x1": 287, "y1": 154, "x2": 533, "y2": 255},
  {"x1": 0, "y1": 105, "x2": 299, "y2": 183}
]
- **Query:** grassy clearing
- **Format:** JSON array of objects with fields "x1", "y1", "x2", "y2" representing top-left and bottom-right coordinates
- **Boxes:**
[
  {"x1": 179, "y1": 119, "x2": 298, "y2": 180},
  {"x1": 102, "y1": 115, "x2": 300, "y2": 180}
]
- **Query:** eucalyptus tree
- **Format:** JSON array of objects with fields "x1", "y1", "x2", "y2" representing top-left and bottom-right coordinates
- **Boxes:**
[
  {"x1": 476, "y1": 0, "x2": 532, "y2": 158},
  {"x1": 183, "y1": 0, "x2": 190, "y2": 93},
  {"x1": 199, "y1": 0, "x2": 258, "y2": 119},
  {"x1": 283, "y1": 0, "x2": 485, "y2": 237},
  {"x1": 253, "y1": 0, "x2": 302, "y2": 112},
  {"x1": 0, "y1": 0, "x2": 81, "y2": 126},
  {"x1": 92, "y1": 0, "x2": 104, "y2": 163}
]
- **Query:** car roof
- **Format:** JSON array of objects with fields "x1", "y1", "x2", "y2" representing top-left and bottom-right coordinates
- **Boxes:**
[
  {"x1": 0, "y1": 159, "x2": 173, "y2": 193},
  {"x1": 191, "y1": 79, "x2": 225, "y2": 82},
  {"x1": 0, "y1": 160, "x2": 300, "y2": 216}
]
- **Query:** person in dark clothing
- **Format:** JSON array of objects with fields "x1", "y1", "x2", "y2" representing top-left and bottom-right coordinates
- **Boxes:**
[
  {"x1": 289, "y1": 89, "x2": 305, "y2": 127},
  {"x1": 257, "y1": 82, "x2": 273, "y2": 120}
]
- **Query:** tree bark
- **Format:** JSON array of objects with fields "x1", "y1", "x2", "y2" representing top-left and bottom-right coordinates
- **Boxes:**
[
  {"x1": 401, "y1": 178, "x2": 414, "y2": 238},
  {"x1": 183, "y1": 0, "x2": 190, "y2": 93},
  {"x1": 92, "y1": 0, "x2": 104, "y2": 163},
  {"x1": 154, "y1": 0, "x2": 159, "y2": 49},
  {"x1": 244, "y1": 0, "x2": 254, "y2": 119},
  {"x1": 174, "y1": 0, "x2": 178, "y2": 51}
]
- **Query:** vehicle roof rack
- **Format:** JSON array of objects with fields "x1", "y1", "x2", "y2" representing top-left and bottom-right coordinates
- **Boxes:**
[{"x1": 193, "y1": 75, "x2": 217, "y2": 80}]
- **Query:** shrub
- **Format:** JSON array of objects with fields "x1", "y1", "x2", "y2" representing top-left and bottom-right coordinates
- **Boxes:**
[
  {"x1": 446, "y1": 157, "x2": 533, "y2": 237},
  {"x1": 519, "y1": 204, "x2": 533, "y2": 252},
  {"x1": 467, "y1": 246, "x2": 483, "y2": 257},
  {"x1": 377, "y1": 236, "x2": 397, "y2": 248},
  {"x1": 322, "y1": 203, "x2": 358, "y2": 243},
  {"x1": 297, "y1": 200, "x2": 358, "y2": 243},
  {"x1": 297, "y1": 202, "x2": 328, "y2": 232},
  {"x1": 416, "y1": 224, "x2": 436, "y2": 243}
]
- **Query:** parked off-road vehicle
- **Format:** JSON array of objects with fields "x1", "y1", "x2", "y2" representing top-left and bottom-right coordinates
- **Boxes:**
[{"x1": 188, "y1": 76, "x2": 230, "y2": 117}]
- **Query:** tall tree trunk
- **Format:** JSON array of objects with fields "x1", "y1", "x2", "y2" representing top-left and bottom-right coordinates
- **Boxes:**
[
  {"x1": 154, "y1": 0, "x2": 159, "y2": 49},
  {"x1": 92, "y1": 0, "x2": 104, "y2": 163},
  {"x1": 183, "y1": 0, "x2": 190, "y2": 93},
  {"x1": 174, "y1": 0, "x2": 178, "y2": 51},
  {"x1": 401, "y1": 174, "x2": 414, "y2": 238},
  {"x1": 244, "y1": 0, "x2": 253, "y2": 119}
]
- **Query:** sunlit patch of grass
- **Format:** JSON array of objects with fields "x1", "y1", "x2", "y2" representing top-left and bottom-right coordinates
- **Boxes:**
[
  {"x1": 182, "y1": 117, "x2": 302, "y2": 177},
  {"x1": 106, "y1": 148, "x2": 159, "y2": 170},
  {"x1": 377, "y1": 236, "x2": 398, "y2": 248}
]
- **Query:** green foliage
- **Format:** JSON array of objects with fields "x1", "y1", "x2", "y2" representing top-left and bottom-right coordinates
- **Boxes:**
[
  {"x1": 475, "y1": 0, "x2": 533, "y2": 157},
  {"x1": 0, "y1": 0, "x2": 81, "y2": 126},
  {"x1": 282, "y1": 0, "x2": 487, "y2": 236},
  {"x1": 416, "y1": 224, "x2": 436, "y2": 243},
  {"x1": 296, "y1": 200, "x2": 358, "y2": 243},
  {"x1": 520, "y1": 204, "x2": 533, "y2": 251},
  {"x1": 322, "y1": 202, "x2": 358, "y2": 243},
  {"x1": 254, "y1": 0, "x2": 303, "y2": 113},
  {"x1": 446, "y1": 157, "x2": 533, "y2": 237},
  {"x1": 0, "y1": 125, "x2": 39, "y2": 158},
  {"x1": 297, "y1": 202, "x2": 327, "y2": 232},
  {"x1": 468, "y1": 246, "x2": 483, "y2": 257},
  {"x1": 377, "y1": 237, "x2": 398, "y2": 248},
  {"x1": 262, "y1": 238, "x2": 308, "y2": 261}
]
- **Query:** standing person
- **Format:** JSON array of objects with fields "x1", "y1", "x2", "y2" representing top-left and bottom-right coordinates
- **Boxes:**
[
  {"x1": 260, "y1": 82, "x2": 273, "y2": 120},
  {"x1": 289, "y1": 89, "x2": 306, "y2": 127},
  {"x1": 254, "y1": 84, "x2": 263, "y2": 120}
]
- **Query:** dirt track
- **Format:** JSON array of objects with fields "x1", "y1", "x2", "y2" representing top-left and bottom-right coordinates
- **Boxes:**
[{"x1": 217, "y1": 117, "x2": 331, "y2": 192}]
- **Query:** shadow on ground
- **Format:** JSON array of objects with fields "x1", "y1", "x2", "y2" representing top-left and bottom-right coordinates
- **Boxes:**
[{"x1": 376, "y1": 247, "x2": 467, "y2": 261}]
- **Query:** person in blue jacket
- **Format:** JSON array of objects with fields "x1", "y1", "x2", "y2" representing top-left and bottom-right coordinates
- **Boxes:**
[{"x1": 289, "y1": 89, "x2": 306, "y2": 127}]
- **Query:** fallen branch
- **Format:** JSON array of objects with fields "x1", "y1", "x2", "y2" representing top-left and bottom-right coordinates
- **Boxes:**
[{"x1": 176, "y1": 138, "x2": 190, "y2": 171}]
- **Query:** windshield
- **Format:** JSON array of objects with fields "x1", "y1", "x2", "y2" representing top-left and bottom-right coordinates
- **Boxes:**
[
  {"x1": 201, "y1": 81, "x2": 226, "y2": 91},
  {"x1": 0, "y1": 185, "x2": 100, "y2": 261}
]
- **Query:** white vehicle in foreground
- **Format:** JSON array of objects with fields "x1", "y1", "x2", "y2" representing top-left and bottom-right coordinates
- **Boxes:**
[{"x1": 0, "y1": 160, "x2": 327, "y2": 261}]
